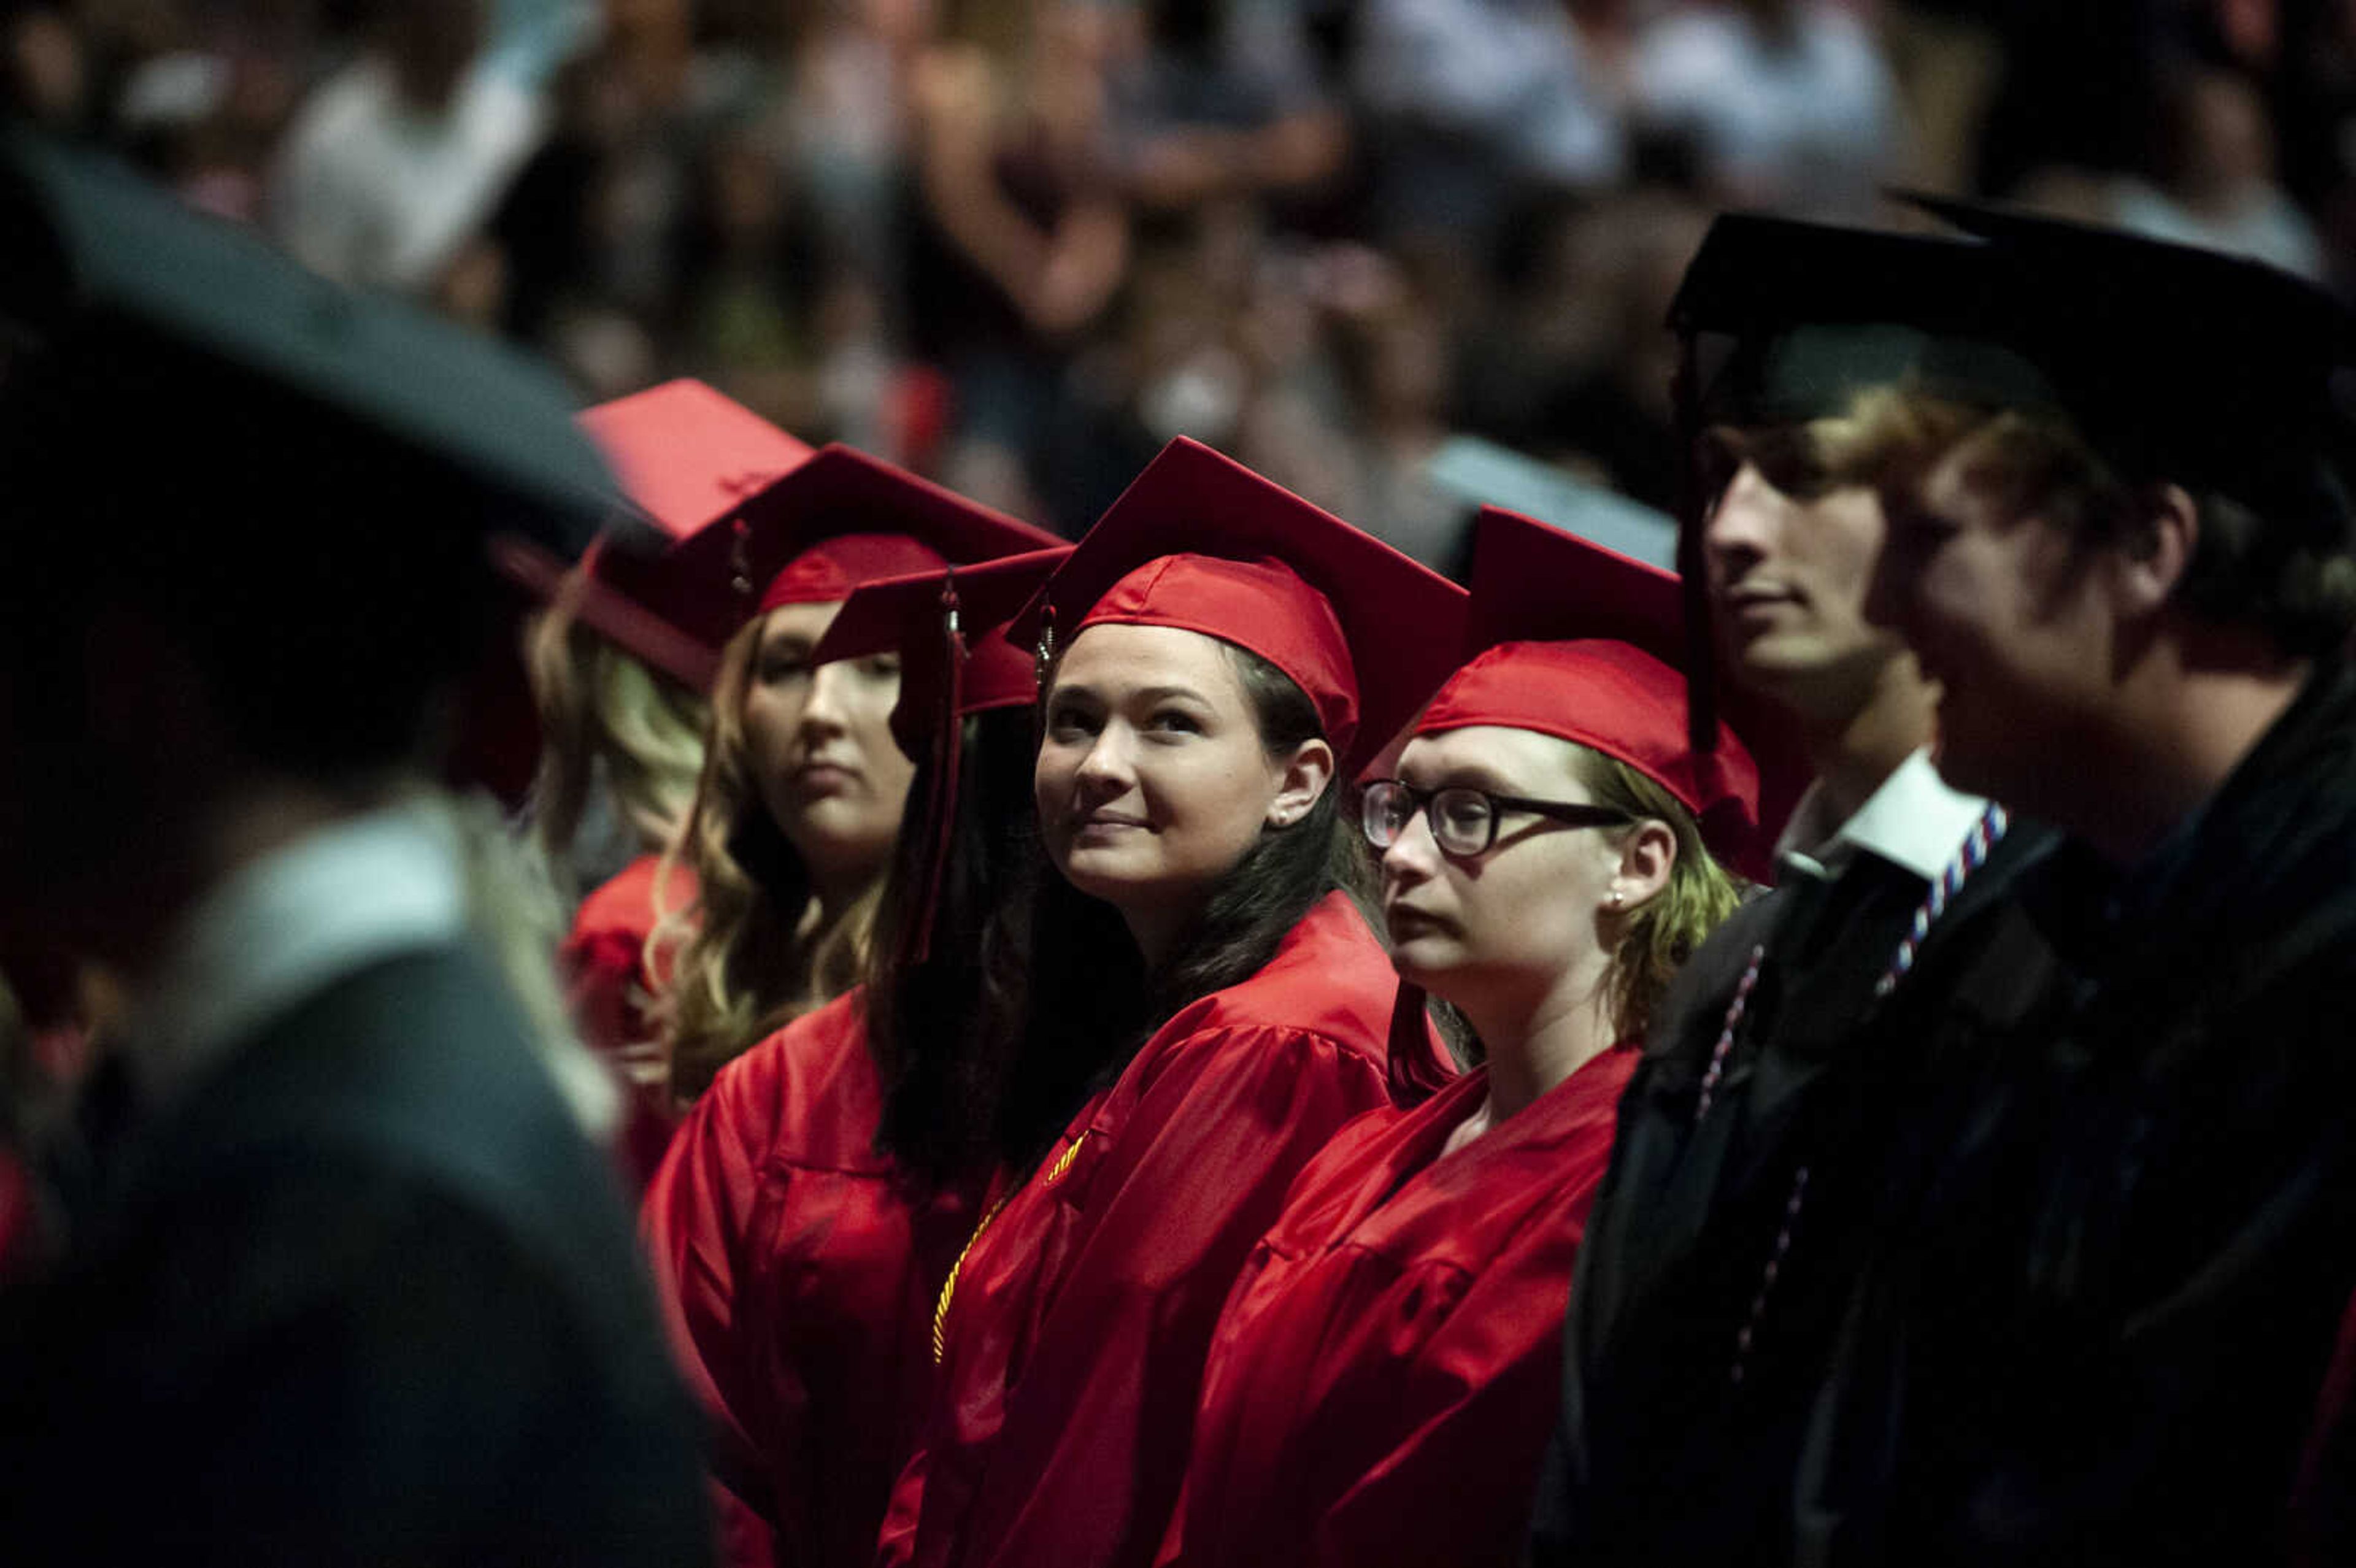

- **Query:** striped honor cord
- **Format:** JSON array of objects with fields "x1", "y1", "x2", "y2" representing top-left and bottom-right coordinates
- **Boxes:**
[
  {"x1": 1874, "y1": 804, "x2": 2009, "y2": 998},
  {"x1": 1728, "y1": 800, "x2": 2012, "y2": 1385}
]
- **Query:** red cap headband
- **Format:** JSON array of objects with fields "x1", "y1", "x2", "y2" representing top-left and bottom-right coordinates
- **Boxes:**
[
  {"x1": 1415, "y1": 639, "x2": 1760, "y2": 839},
  {"x1": 1015, "y1": 439, "x2": 1468, "y2": 777},
  {"x1": 1076, "y1": 553, "x2": 1358, "y2": 764},
  {"x1": 758, "y1": 532, "x2": 948, "y2": 612}
]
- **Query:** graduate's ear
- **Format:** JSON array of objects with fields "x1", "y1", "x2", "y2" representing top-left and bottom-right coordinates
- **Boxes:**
[
  {"x1": 1609, "y1": 818, "x2": 1677, "y2": 912},
  {"x1": 1264, "y1": 737, "x2": 1336, "y2": 831},
  {"x1": 2112, "y1": 483, "x2": 2198, "y2": 619}
]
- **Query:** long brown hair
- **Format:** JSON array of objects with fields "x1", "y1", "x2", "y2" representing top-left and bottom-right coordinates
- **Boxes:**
[
  {"x1": 653, "y1": 615, "x2": 879, "y2": 1102},
  {"x1": 863, "y1": 706, "x2": 1042, "y2": 1186},
  {"x1": 990, "y1": 640, "x2": 1372, "y2": 1174}
]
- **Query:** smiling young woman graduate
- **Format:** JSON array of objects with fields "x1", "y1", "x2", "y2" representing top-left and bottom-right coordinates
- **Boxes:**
[
  {"x1": 643, "y1": 547, "x2": 1071, "y2": 1568},
  {"x1": 652, "y1": 448, "x2": 1058, "y2": 1105},
  {"x1": 1159, "y1": 507, "x2": 1758, "y2": 1568},
  {"x1": 874, "y1": 439, "x2": 1469, "y2": 1568}
]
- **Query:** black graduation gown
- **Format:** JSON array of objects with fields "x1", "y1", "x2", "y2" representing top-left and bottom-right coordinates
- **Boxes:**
[
  {"x1": 1539, "y1": 656, "x2": 2356, "y2": 1567},
  {"x1": 1531, "y1": 810, "x2": 2070, "y2": 1566},
  {"x1": 1794, "y1": 657, "x2": 2356, "y2": 1566},
  {"x1": 0, "y1": 942, "x2": 713, "y2": 1566}
]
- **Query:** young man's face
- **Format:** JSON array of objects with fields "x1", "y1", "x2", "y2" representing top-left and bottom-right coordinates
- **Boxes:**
[
  {"x1": 1701, "y1": 436, "x2": 1911, "y2": 722},
  {"x1": 1867, "y1": 437, "x2": 2116, "y2": 808}
]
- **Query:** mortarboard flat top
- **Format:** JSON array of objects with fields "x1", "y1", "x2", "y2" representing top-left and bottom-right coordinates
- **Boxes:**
[
  {"x1": 1668, "y1": 210, "x2": 2057, "y2": 431},
  {"x1": 508, "y1": 381, "x2": 820, "y2": 691},
  {"x1": 1455, "y1": 505, "x2": 1685, "y2": 668},
  {"x1": 579, "y1": 379, "x2": 815, "y2": 545},
  {"x1": 676, "y1": 444, "x2": 1063, "y2": 638},
  {"x1": 814, "y1": 548, "x2": 1074, "y2": 717},
  {"x1": 1671, "y1": 202, "x2": 2356, "y2": 531},
  {"x1": 1011, "y1": 438, "x2": 1469, "y2": 776},
  {"x1": 0, "y1": 125, "x2": 620, "y2": 556}
]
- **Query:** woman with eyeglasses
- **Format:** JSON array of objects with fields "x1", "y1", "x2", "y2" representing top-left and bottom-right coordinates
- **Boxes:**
[{"x1": 1159, "y1": 509, "x2": 1759, "y2": 1568}]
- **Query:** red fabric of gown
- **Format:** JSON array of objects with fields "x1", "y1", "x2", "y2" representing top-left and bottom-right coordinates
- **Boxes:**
[
  {"x1": 876, "y1": 893, "x2": 1404, "y2": 1568},
  {"x1": 563, "y1": 854, "x2": 695, "y2": 1189},
  {"x1": 1164, "y1": 1045, "x2": 1638, "y2": 1568},
  {"x1": 644, "y1": 991, "x2": 981, "y2": 1568}
]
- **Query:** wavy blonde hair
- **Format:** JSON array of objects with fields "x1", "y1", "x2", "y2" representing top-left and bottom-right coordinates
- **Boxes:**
[
  {"x1": 1574, "y1": 748, "x2": 1749, "y2": 1045},
  {"x1": 651, "y1": 613, "x2": 880, "y2": 1102},
  {"x1": 523, "y1": 575, "x2": 710, "y2": 893}
]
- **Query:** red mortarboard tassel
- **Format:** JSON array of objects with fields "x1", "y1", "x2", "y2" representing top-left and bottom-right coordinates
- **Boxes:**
[
  {"x1": 1385, "y1": 982, "x2": 1457, "y2": 1107},
  {"x1": 900, "y1": 575, "x2": 968, "y2": 969}
]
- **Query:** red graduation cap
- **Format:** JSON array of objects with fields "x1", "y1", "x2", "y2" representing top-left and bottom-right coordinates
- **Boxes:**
[
  {"x1": 720, "y1": 444, "x2": 1063, "y2": 629},
  {"x1": 1011, "y1": 438, "x2": 1469, "y2": 776},
  {"x1": 815, "y1": 548, "x2": 1074, "y2": 736},
  {"x1": 1388, "y1": 507, "x2": 1780, "y2": 1102},
  {"x1": 1416, "y1": 505, "x2": 1766, "y2": 871},
  {"x1": 496, "y1": 379, "x2": 817, "y2": 691},
  {"x1": 812, "y1": 547, "x2": 1074, "y2": 963},
  {"x1": 580, "y1": 378, "x2": 816, "y2": 546}
]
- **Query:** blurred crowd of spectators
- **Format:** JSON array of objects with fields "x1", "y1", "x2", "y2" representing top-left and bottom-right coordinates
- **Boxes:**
[{"x1": 13, "y1": 0, "x2": 2356, "y2": 559}]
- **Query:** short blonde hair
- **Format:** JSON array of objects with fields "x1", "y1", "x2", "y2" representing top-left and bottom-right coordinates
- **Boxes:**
[{"x1": 1571, "y1": 748, "x2": 1749, "y2": 1045}]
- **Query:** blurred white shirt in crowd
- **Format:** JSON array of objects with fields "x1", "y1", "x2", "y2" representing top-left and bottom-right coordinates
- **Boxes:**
[
  {"x1": 2111, "y1": 179, "x2": 2327, "y2": 281},
  {"x1": 270, "y1": 55, "x2": 549, "y2": 294},
  {"x1": 1353, "y1": 0, "x2": 1623, "y2": 190},
  {"x1": 1633, "y1": 1, "x2": 1901, "y2": 218}
]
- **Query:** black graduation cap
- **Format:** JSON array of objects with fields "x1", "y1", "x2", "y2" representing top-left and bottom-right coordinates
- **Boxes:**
[
  {"x1": 1666, "y1": 203, "x2": 2356, "y2": 751},
  {"x1": 0, "y1": 124, "x2": 622, "y2": 556},
  {"x1": 1674, "y1": 201, "x2": 2356, "y2": 532},
  {"x1": 0, "y1": 127, "x2": 628, "y2": 776}
]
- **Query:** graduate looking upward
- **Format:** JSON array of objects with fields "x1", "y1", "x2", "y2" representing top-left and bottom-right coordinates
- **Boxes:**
[
  {"x1": 876, "y1": 437, "x2": 1468, "y2": 1568},
  {"x1": 642, "y1": 546, "x2": 1072, "y2": 1568},
  {"x1": 1163, "y1": 507, "x2": 1757, "y2": 1568},
  {"x1": 652, "y1": 446, "x2": 1057, "y2": 1103}
]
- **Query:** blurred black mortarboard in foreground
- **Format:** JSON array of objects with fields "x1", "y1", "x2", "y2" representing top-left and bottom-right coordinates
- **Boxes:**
[{"x1": 0, "y1": 125, "x2": 629, "y2": 777}]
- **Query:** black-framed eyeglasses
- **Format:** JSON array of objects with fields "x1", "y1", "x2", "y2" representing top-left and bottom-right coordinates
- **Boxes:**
[{"x1": 1360, "y1": 779, "x2": 1633, "y2": 859}]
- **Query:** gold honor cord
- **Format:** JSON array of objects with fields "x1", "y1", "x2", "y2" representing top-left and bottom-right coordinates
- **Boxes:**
[{"x1": 932, "y1": 1131, "x2": 1093, "y2": 1365}]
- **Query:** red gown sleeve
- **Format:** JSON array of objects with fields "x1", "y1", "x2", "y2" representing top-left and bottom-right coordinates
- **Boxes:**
[
  {"x1": 946, "y1": 1023, "x2": 1392, "y2": 1568},
  {"x1": 564, "y1": 856, "x2": 693, "y2": 1189},
  {"x1": 641, "y1": 1029, "x2": 791, "y2": 1521}
]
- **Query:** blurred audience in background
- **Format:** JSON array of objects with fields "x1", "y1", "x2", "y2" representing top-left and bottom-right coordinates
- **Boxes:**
[{"x1": 17, "y1": 0, "x2": 2356, "y2": 547}]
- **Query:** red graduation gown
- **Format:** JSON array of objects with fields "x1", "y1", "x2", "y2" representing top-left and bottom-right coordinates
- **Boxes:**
[
  {"x1": 563, "y1": 853, "x2": 696, "y2": 1188},
  {"x1": 877, "y1": 892, "x2": 1402, "y2": 1568},
  {"x1": 644, "y1": 991, "x2": 981, "y2": 1568},
  {"x1": 1165, "y1": 1045, "x2": 1638, "y2": 1568}
]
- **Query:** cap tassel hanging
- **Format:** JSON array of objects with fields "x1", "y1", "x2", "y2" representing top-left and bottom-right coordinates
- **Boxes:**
[
  {"x1": 1386, "y1": 982, "x2": 1455, "y2": 1107},
  {"x1": 730, "y1": 515, "x2": 755, "y2": 598},
  {"x1": 901, "y1": 576, "x2": 968, "y2": 969},
  {"x1": 1033, "y1": 599, "x2": 1057, "y2": 691},
  {"x1": 1671, "y1": 333, "x2": 1722, "y2": 761}
]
